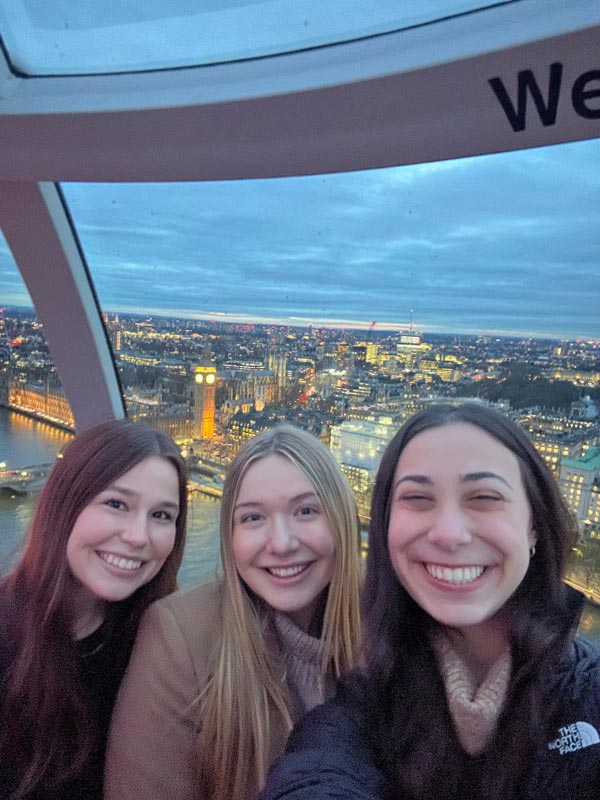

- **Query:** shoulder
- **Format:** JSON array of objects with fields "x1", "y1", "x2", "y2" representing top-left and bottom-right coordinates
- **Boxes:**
[
  {"x1": 557, "y1": 635, "x2": 600, "y2": 690},
  {"x1": 522, "y1": 641, "x2": 600, "y2": 800},
  {"x1": 105, "y1": 585, "x2": 224, "y2": 800},
  {"x1": 147, "y1": 579, "x2": 224, "y2": 643},
  {"x1": 286, "y1": 679, "x2": 371, "y2": 752},
  {"x1": 259, "y1": 676, "x2": 387, "y2": 800},
  {"x1": 151, "y1": 578, "x2": 224, "y2": 623},
  {"x1": 556, "y1": 636, "x2": 600, "y2": 697},
  {"x1": 132, "y1": 579, "x2": 224, "y2": 680}
]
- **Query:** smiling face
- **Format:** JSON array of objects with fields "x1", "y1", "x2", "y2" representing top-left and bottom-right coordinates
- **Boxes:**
[
  {"x1": 231, "y1": 453, "x2": 335, "y2": 632},
  {"x1": 387, "y1": 422, "x2": 536, "y2": 637},
  {"x1": 66, "y1": 456, "x2": 180, "y2": 625}
]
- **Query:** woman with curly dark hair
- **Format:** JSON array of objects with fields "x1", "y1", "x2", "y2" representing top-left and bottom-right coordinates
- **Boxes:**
[
  {"x1": 0, "y1": 419, "x2": 187, "y2": 800},
  {"x1": 260, "y1": 403, "x2": 600, "y2": 800}
]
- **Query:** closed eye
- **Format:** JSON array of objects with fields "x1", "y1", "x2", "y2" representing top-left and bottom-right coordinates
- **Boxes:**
[
  {"x1": 468, "y1": 493, "x2": 504, "y2": 506},
  {"x1": 397, "y1": 493, "x2": 434, "y2": 508}
]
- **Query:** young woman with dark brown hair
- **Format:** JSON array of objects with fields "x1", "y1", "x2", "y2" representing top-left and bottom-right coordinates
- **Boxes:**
[
  {"x1": 0, "y1": 419, "x2": 187, "y2": 800},
  {"x1": 259, "y1": 404, "x2": 600, "y2": 800}
]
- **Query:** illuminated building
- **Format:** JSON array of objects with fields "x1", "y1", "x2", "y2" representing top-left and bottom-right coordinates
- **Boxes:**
[
  {"x1": 322, "y1": 343, "x2": 338, "y2": 371},
  {"x1": 219, "y1": 369, "x2": 277, "y2": 412},
  {"x1": 315, "y1": 368, "x2": 345, "y2": 397},
  {"x1": 267, "y1": 352, "x2": 287, "y2": 402},
  {"x1": 228, "y1": 417, "x2": 270, "y2": 453},
  {"x1": 193, "y1": 365, "x2": 217, "y2": 439},
  {"x1": 146, "y1": 414, "x2": 194, "y2": 440},
  {"x1": 330, "y1": 418, "x2": 397, "y2": 477},
  {"x1": 519, "y1": 412, "x2": 600, "y2": 479},
  {"x1": 8, "y1": 379, "x2": 74, "y2": 428},
  {"x1": 552, "y1": 368, "x2": 600, "y2": 387},
  {"x1": 560, "y1": 448, "x2": 600, "y2": 537},
  {"x1": 583, "y1": 483, "x2": 600, "y2": 539},
  {"x1": 398, "y1": 331, "x2": 422, "y2": 350},
  {"x1": 113, "y1": 328, "x2": 122, "y2": 352}
]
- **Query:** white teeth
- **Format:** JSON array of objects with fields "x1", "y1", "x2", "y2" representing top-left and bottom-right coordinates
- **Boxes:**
[
  {"x1": 267, "y1": 564, "x2": 308, "y2": 578},
  {"x1": 425, "y1": 564, "x2": 485, "y2": 584},
  {"x1": 99, "y1": 552, "x2": 143, "y2": 571}
]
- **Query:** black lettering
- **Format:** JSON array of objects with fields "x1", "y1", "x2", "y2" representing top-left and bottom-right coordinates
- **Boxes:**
[
  {"x1": 488, "y1": 63, "x2": 563, "y2": 132},
  {"x1": 572, "y1": 70, "x2": 600, "y2": 119}
]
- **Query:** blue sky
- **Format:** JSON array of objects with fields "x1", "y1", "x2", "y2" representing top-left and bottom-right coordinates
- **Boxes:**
[{"x1": 1, "y1": 137, "x2": 599, "y2": 340}]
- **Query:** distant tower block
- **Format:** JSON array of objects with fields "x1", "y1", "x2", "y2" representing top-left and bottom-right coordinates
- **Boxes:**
[
  {"x1": 113, "y1": 328, "x2": 122, "y2": 352},
  {"x1": 193, "y1": 365, "x2": 217, "y2": 439},
  {"x1": 267, "y1": 352, "x2": 287, "y2": 402}
]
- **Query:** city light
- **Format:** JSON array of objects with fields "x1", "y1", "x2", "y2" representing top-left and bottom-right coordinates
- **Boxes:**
[{"x1": 1, "y1": 306, "x2": 599, "y2": 603}]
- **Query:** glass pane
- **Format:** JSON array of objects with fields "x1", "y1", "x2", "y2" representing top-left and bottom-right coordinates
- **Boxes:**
[
  {"x1": 62, "y1": 139, "x2": 600, "y2": 637},
  {"x1": 1, "y1": 0, "x2": 499, "y2": 75},
  {"x1": 0, "y1": 231, "x2": 74, "y2": 569},
  {"x1": 0, "y1": 232, "x2": 219, "y2": 586}
]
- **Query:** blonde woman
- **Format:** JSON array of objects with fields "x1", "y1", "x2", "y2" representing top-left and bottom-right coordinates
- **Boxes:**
[{"x1": 105, "y1": 424, "x2": 362, "y2": 800}]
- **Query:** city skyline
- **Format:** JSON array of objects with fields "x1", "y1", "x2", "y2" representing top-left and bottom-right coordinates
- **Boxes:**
[{"x1": 1, "y1": 138, "x2": 599, "y2": 340}]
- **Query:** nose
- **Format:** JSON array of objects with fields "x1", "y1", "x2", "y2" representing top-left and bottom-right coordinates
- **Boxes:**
[
  {"x1": 265, "y1": 516, "x2": 299, "y2": 556},
  {"x1": 426, "y1": 504, "x2": 472, "y2": 552},
  {"x1": 119, "y1": 513, "x2": 150, "y2": 548}
]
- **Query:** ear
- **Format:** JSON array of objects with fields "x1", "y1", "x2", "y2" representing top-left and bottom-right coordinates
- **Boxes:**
[{"x1": 528, "y1": 527, "x2": 537, "y2": 549}]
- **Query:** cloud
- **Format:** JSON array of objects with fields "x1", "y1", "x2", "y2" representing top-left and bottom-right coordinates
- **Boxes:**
[{"x1": 3, "y1": 139, "x2": 598, "y2": 340}]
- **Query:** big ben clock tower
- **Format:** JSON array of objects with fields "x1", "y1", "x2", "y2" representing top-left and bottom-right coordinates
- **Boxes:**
[{"x1": 193, "y1": 365, "x2": 216, "y2": 439}]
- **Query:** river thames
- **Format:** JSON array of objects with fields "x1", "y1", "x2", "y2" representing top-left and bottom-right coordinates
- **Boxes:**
[{"x1": 1, "y1": 407, "x2": 599, "y2": 640}]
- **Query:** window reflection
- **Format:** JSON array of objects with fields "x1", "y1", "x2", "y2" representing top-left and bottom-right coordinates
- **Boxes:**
[
  {"x1": 2, "y1": 142, "x2": 600, "y2": 635},
  {"x1": 61, "y1": 145, "x2": 600, "y2": 638}
]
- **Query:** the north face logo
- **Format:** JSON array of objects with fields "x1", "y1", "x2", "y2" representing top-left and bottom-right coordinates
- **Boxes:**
[{"x1": 548, "y1": 722, "x2": 600, "y2": 755}]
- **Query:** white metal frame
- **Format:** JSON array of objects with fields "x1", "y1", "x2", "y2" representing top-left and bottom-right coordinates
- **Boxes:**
[{"x1": 0, "y1": 0, "x2": 598, "y2": 428}]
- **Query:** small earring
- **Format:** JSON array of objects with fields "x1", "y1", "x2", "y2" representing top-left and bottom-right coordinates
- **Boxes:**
[{"x1": 529, "y1": 544, "x2": 536, "y2": 557}]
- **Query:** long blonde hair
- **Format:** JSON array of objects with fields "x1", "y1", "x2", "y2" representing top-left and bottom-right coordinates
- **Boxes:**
[{"x1": 196, "y1": 424, "x2": 362, "y2": 800}]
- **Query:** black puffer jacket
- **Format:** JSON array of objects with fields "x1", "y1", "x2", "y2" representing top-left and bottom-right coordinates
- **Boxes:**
[{"x1": 259, "y1": 634, "x2": 600, "y2": 800}]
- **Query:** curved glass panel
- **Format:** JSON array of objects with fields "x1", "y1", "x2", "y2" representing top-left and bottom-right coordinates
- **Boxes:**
[
  {"x1": 61, "y1": 139, "x2": 600, "y2": 631},
  {"x1": 0, "y1": 230, "x2": 219, "y2": 585},
  {"x1": 0, "y1": 230, "x2": 74, "y2": 570},
  {"x1": 64, "y1": 141, "x2": 600, "y2": 339},
  {"x1": 1, "y1": 0, "x2": 502, "y2": 75}
]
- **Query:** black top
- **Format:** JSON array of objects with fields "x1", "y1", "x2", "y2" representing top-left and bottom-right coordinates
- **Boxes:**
[
  {"x1": 259, "y1": 595, "x2": 600, "y2": 800},
  {"x1": 0, "y1": 617, "x2": 133, "y2": 800}
]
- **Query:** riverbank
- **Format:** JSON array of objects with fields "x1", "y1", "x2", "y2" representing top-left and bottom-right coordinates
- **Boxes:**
[{"x1": 0, "y1": 402, "x2": 74, "y2": 434}]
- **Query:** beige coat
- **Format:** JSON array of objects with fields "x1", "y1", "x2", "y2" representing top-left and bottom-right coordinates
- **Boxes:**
[{"x1": 104, "y1": 580, "x2": 291, "y2": 800}]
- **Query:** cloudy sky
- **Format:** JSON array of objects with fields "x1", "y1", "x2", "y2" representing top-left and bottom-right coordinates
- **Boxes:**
[{"x1": 1, "y1": 137, "x2": 599, "y2": 340}]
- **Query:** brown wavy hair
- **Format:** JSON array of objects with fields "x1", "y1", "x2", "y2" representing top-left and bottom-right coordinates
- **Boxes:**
[
  {"x1": 0, "y1": 419, "x2": 188, "y2": 798},
  {"x1": 360, "y1": 403, "x2": 577, "y2": 800}
]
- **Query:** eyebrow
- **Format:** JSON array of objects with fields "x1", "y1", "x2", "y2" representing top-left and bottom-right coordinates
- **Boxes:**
[
  {"x1": 394, "y1": 471, "x2": 512, "y2": 491},
  {"x1": 234, "y1": 491, "x2": 319, "y2": 511},
  {"x1": 108, "y1": 484, "x2": 180, "y2": 510},
  {"x1": 460, "y1": 471, "x2": 513, "y2": 489},
  {"x1": 394, "y1": 475, "x2": 432, "y2": 491}
]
